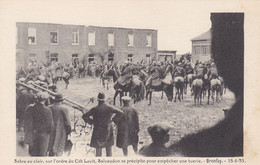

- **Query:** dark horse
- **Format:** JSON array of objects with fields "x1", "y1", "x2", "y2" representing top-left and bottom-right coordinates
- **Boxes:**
[
  {"x1": 146, "y1": 64, "x2": 173, "y2": 105},
  {"x1": 106, "y1": 67, "x2": 145, "y2": 105}
]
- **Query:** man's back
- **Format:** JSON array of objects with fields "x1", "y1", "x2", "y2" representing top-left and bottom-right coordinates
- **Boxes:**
[
  {"x1": 89, "y1": 103, "x2": 117, "y2": 127},
  {"x1": 31, "y1": 103, "x2": 53, "y2": 134}
]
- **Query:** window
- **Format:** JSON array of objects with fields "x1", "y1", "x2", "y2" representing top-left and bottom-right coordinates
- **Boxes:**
[
  {"x1": 146, "y1": 33, "x2": 152, "y2": 47},
  {"x1": 50, "y1": 53, "x2": 58, "y2": 61},
  {"x1": 202, "y1": 45, "x2": 207, "y2": 54},
  {"x1": 108, "y1": 53, "x2": 114, "y2": 62},
  {"x1": 194, "y1": 46, "x2": 200, "y2": 54},
  {"x1": 88, "y1": 54, "x2": 95, "y2": 62},
  {"x1": 146, "y1": 54, "x2": 151, "y2": 64},
  {"x1": 88, "y1": 31, "x2": 95, "y2": 46},
  {"x1": 128, "y1": 32, "x2": 134, "y2": 46},
  {"x1": 72, "y1": 54, "x2": 79, "y2": 67},
  {"x1": 72, "y1": 29, "x2": 79, "y2": 45},
  {"x1": 108, "y1": 32, "x2": 114, "y2": 46},
  {"x1": 128, "y1": 54, "x2": 133, "y2": 61},
  {"x1": 50, "y1": 30, "x2": 58, "y2": 44},
  {"x1": 28, "y1": 27, "x2": 36, "y2": 44}
]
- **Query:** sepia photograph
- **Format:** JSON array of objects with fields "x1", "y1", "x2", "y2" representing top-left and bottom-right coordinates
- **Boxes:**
[{"x1": 1, "y1": 0, "x2": 260, "y2": 164}]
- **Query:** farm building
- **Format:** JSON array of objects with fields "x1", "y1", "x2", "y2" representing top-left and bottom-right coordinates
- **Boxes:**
[{"x1": 191, "y1": 29, "x2": 212, "y2": 62}]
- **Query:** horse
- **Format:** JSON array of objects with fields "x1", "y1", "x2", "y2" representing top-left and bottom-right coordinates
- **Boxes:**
[
  {"x1": 129, "y1": 75, "x2": 145, "y2": 104},
  {"x1": 208, "y1": 78, "x2": 222, "y2": 104},
  {"x1": 173, "y1": 76, "x2": 184, "y2": 102},
  {"x1": 50, "y1": 68, "x2": 70, "y2": 89},
  {"x1": 146, "y1": 82, "x2": 173, "y2": 106},
  {"x1": 146, "y1": 64, "x2": 173, "y2": 105},
  {"x1": 185, "y1": 74, "x2": 195, "y2": 94},
  {"x1": 192, "y1": 78, "x2": 203, "y2": 106},
  {"x1": 219, "y1": 76, "x2": 227, "y2": 100},
  {"x1": 106, "y1": 67, "x2": 145, "y2": 105}
]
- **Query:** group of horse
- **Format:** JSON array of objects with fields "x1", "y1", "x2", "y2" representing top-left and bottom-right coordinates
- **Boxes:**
[{"x1": 100, "y1": 64, "x2": 226, "y2": 106}]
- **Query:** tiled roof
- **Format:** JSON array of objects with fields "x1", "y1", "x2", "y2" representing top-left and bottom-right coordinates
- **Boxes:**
[{"x1": 191, "y1": 29, "x2": 211, "y2": 41}]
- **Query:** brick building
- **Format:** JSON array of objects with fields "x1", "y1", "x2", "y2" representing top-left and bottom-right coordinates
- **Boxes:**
[
  {"x1": 191, "y1": 29, "x2": 211, "y2": 62},
  {"x1": 16, "y1": 22, "x2": 157, "y2": 68}
]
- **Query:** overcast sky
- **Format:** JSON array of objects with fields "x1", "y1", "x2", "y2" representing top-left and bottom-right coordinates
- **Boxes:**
[{"x1": 10, "y1": 0, "x2": 244, "y2": 54}]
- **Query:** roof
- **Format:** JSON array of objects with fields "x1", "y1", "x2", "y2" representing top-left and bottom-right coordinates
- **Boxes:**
[
  {"x1": 88, "y1": 25, "x2": 157, "y2": 31},
  {"x1": 16, "y1": 22, "x2": 85, "y2": 27},
  {"x1": 191, "y1": 29, "x2": 211, "y2": 41}
]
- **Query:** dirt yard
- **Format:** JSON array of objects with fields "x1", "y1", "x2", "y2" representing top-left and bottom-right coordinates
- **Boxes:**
[
  {"x1": 58, "y1": 77, "x2": 235, "y2": 156},
  {"x1": 16, "y1": 77, "x2": 235, "y2": 157}
]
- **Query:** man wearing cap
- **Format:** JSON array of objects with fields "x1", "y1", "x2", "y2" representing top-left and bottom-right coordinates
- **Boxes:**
[
  {"x1": 24, "y1": 92, "x2": 54, "y2": 156},
  {"x1": 139, "y1": 122, "x2": 173, "y2": 157},
  {"x1": 48, "y1": 93, "x2": 71, "y2": 156},
  {"x1": 114, "y1": 96, "x2": 139, "y2": 156},
  {"x1": 82, "y1": 92, "x2": 124, "y2": 157}
]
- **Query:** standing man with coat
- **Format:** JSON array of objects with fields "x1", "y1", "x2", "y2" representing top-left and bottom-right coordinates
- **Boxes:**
[
  {"x1": 114, "y1": 96, "x2": 139, "y2": 156},
  {"x1": 82, "y1": 92, "x2": 123, "y2": 157},
  {"x1": 48, "y1": 93, "x2": 71, "y2": 156},
  {"x1": 24, "y1": 92, "x2": 54, "y2": 156}
]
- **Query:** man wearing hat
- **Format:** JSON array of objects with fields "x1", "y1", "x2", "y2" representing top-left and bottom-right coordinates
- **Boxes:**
[
  {"x1": 82, "y1": 92, "x2": 123, "y2": 157},
  {"x1": 139, "y1": 122, "x2": 173, "y2": 156},
  {"x1": 114, "y1": 96, "x2": 139, "y2": 156},
  {"x1": 48, "y1": 93, "x2": 71, "y2": 156},
  {"x1": 24, "y1": 92, "x2": 54, "y2": 156}
]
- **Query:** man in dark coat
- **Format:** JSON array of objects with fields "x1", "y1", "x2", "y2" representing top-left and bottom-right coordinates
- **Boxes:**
[
  {"x1": 24, "y1": 92, "x2": 54, "y2": 156},
  {"x1": 16, "y1": 83, "x2": 35, "y2": 131},
  {"x1": 172, "y1": 62, "x2": 185, "y2": 83},
  {"x1": 145, "y1": 61, "x2": 165, "y2": 87},
  {"x1": 48, "y1": 93, "x2": 71, "y2": 156},
  {"x1": 82, "y1": 92, "x2": 123, "y2": 157},
  {"x1": 139, "y1": 122, "x2": 173, "y2": 157},
  {"x1": 117, "y1": 62, "x2": 134, "y2": 86},
  {"x1": 114, "y1": 96, "x2": 139, "y2": 156}
]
